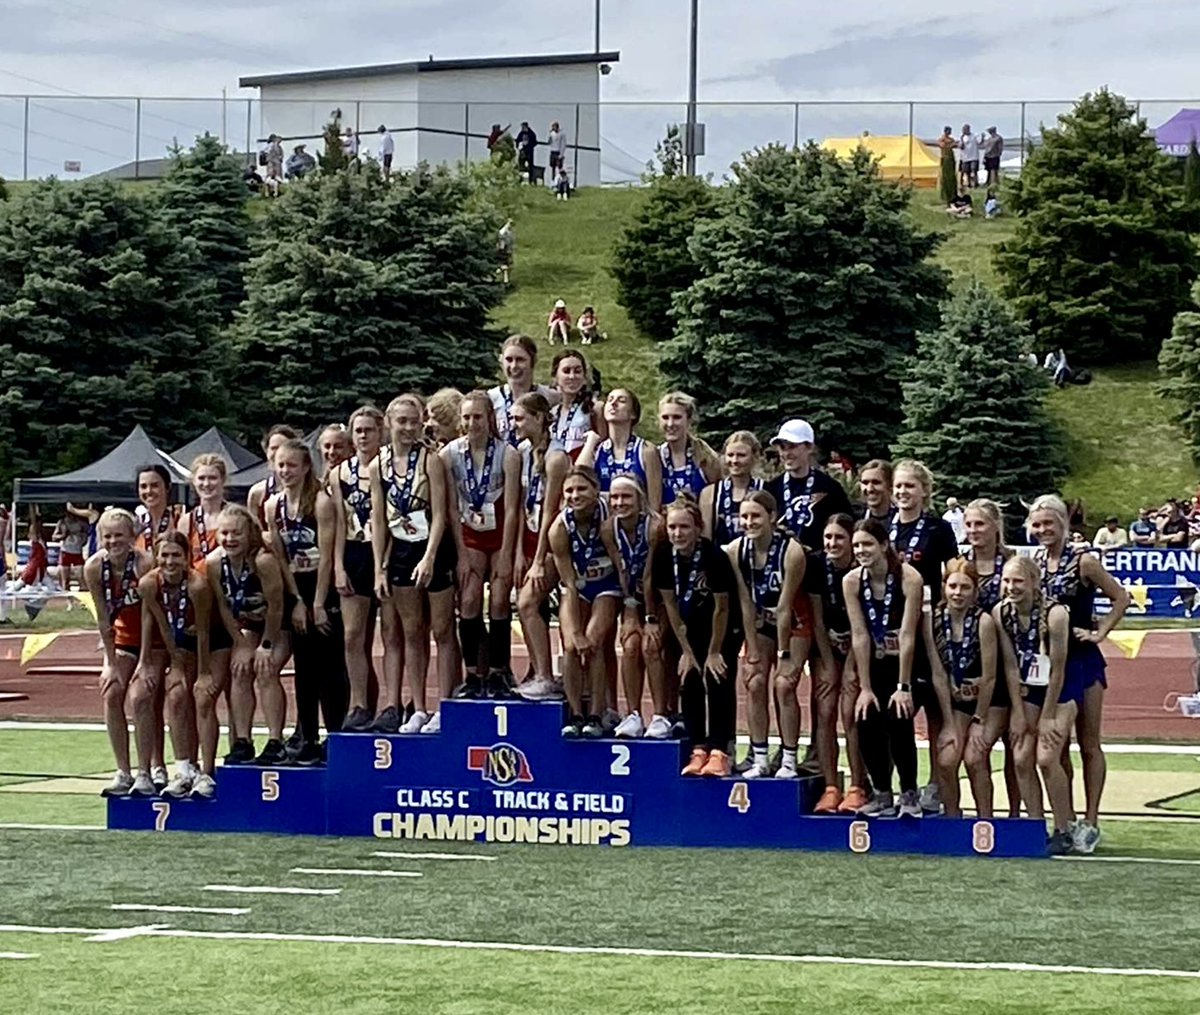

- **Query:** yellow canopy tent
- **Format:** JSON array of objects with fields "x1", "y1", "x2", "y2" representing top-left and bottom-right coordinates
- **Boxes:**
[{"x1": 820, "y1": 133, "x2": 942, "y2": 187}]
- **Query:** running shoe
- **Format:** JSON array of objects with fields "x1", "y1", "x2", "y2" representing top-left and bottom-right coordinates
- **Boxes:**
[
  {"x1": 293, "y1": 742, "x2": 324, "y2": 766},
  {"x1": 1046, "y1": 830, "x2": 1075, "y2": 856},
  {"x1": 742, "y1": 760, "x2": 771, "y2": 779},
  {"x1": 223, "y1": 738, "x2": 256, "y2": 765},
  {"x1": 341, "y1": 707, "x2": 375, "y2": 733},
  {"x1": 814, "y1": 786, "x2": 843, "y2": 814},
  {"x1": 644, "y1": 714, "x2": 672, "y2": 740},
  {"x1": 700, "y1": 749, "x2": 731, "y2": 777},
  {"x1": 452, "y1": 674, "x2": 483, "y2": 700},
  {"x1": 398, "y1": 710, "x2": 429, "y2": 734},
  {"x1": 284, "y1": 729, "x2": 304, "y2": 758},
  {"x1": 1072, "y1": 821, "x2": 1101, "y2": 855},
  {"x1": 897, "y1": 789, "x2": 922, "y2": 818},
  {"x1": 370, "y1": 706, "x2": 401, "y2": 734},
  {"x1": 669, "y1": 714, "x2": 688, "y2": 739},
  {"x1": 681, "y1": 748, "x2": 709, "y2": 776},
  {"x1": 515, "y1": 676, "x2": 559, "y2": 701},
  {"x1": 838, "y1": 786, "x2": 870, "y2": 814},
  {"x1": 581, "y1": 715, "x2": 606, "y2": 739},
  {"x1": 918, "y1": 782, "x2": 942, "y2": 815},
  {"x1": 162, "y1": 772, "x2": 193, "y2": 798},
  {"x1": 561, "y1": 717, "x2": 584, "y2": 739},
  {"x1": 859, "y1": 790, "x2": 897, "y2": 817},
  {"x1": 599, "y1": 708, "x2": 621, "y2": 734},
  {"x1": 150, "y1": 766, "x2": 169, "y2": 792},
  {"x1": 484, "y1": 669, "x2": 516, "y2": 700},
  {"x1": 190, "y1": 773, "x2": 216, "y2": 799},
  {"x1": 255, "y1": 739, "x2": 289, "y2": 766},
  {"x1": 129, "y1": 772, "x2": 156, "y2": 797},
  {"x1": 420, "y1": 711, "x2": 442, "y2": 734},
  {"x1": 774, "y1": 763, "x2": 799, "y2": 780},
  {"x1": 614, "y1": 711, "x2": 645, "y2": 739}
]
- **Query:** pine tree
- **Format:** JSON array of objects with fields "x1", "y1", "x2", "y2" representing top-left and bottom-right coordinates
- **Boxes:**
[
  {"x1": 939, "y1": 149, "x2": 957, "y2": 206},
  {"x1": 892, "y1": 281, "x2": 1066, "y2": 509},
  {"x1": 157, "y1": 133, "x2": 251, "y2": 321},
  {"x1": 995, "y1": 89, "x2": 1197, "y2": 364},
  {"x1": 0, "y1": 179, "x2": 222, "y2": 488},
  {"x1": 319, "y1": 117, "x2": 350, "y2": 174},
  {"x1": 231, "y1": 162, "x2": 505, "y2": 433},
  {"x1": 1156, "y1": 281, "x2": 1200, "y2": 465},
  {"x1": 611, "y1": 174, "x2": 717, "y2": 340},
  {"x1": 660, "y1": 142, "x2": 948, "y2": 461},
  {"x1": 1184, "y1": 139, "x2": 1200, "y2": 230}
]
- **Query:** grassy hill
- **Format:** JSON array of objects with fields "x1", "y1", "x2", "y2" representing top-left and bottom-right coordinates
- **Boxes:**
[{"x1": 495, "y1": 184, "x2": 1197, "y2": 523}]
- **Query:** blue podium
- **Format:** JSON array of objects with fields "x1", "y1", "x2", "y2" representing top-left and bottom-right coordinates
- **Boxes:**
[{"x1": 108, "y1": 699, "x2": 1048, "y2": 858}]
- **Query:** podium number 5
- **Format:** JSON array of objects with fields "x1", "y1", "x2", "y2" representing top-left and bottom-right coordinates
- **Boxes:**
[
  {"x1": 261, "y1": 771, "x2": 280, "y2": 802},
  {"x1": 494, "y1": 705, "x2": 508, "y2": 737}
]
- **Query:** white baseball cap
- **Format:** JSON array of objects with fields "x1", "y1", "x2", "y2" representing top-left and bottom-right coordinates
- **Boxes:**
[
  {"x1": 771, "y1": 419, "x2": 815, "y2": 446},
  {"x1": 554, "y1": 299, "x2": 566, "y2": 309}
]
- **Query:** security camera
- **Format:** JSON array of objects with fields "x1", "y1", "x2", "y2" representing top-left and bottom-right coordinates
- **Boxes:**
[{"x1": 599, "y1": 63, "x2": 612, "y2": 75}]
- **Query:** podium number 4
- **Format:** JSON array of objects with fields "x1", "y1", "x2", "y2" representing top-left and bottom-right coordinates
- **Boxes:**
[{"x1": 727, "y1": 783, "x2": 750, "y2": 813}]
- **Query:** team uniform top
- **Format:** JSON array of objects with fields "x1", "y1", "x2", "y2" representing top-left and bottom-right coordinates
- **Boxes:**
[
  {"x1": 488, "y1": 383, "x2": 558, "y2": 447},
  {"x1": 562, "y1": 503, "x2": 620, "y2": 603},
  {"x1": 660, "y1": 442, "x2": 708, "y2": 506},
  {"x1": 337, "y1": 457, "x2": 374, "y2": 542},
  {"x1": 380, "y1": 443, "x2": 433, "y2": 545},
  {"x1": 737, "y1": 530, "x2": 791, "y2": 640},
  {"x1": 890, "y1": 512, "x2": 959, "y2": 600},
  {"x1": 103, "y1": 552, "x2": 142, "y2": 650},
  {"x1": 219, "y1": 553, "x2": 267, "y2": 631},
  {"x1": 518, "y1": 437, "x2": 564, "y2": 557},
  {"x1": 613, "y1": 513, "x2": 653, "y2": 606},
  {"x1": 594, "y1": 435, "x2": 649, "y2": 497},
  {"x1": 134, "y1": 504, "x2": 173, "y2": 553},
  {"x1": 275, "y1": 498, "x2": 320, "y2": 573},
  {"x1": 710, "y1": 478, "x2": 764, "y2": 547},
  {"x1": 766, "y1": 469, "x2": 851, "y2": 550},
  {"x1": 961, "y1": 547, "x2": 1008, "y2": 612},
  {"x1": 651, "y1": 537, "x2": 742, "y2": 658},
  {"x1": 149, "y1": 571, "x2": 198, "y2": 653},
  {"x1": 550, "y1": 400, "x2": 591, "y2": 460},
  {"x1": 932, "y1": 604, "x2": 984, "y2": 712},
  {"x1": 859, "y1": 565, "x2": 907, "y2": 666},
  {"x1": 803, "y1": 550, "x2": 854, "y2": 659},
  {"x1": 185, "y1": 505, "x2": 222, "y2": 570},
  {"x1": 445, "y1": 436, "x2": 508, "y2": 551},
  {"x1": 1036, "y1": 545, "x2": 1107, "y2": 687}
]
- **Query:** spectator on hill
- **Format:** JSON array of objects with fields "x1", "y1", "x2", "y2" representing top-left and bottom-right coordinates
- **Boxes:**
[
  {"x1": 342, "y1": 126, "x2": 360, "y2": 161},
  {"x1": 554, "y1": 166, "x2": 571, "y2": 200},
  {"x1": 1044, "y1": 348, "x2": 1072, "y2": 387},
  {"x1": 985, "y1": 190, "x2": 1002, "y2": 218},
  {"x1": 497, "y1": 219, "x2": 515, "y2": 284},
  {"x1": 264, "y1": 134, "x2": 283, "y2": 178},
  {"x1": 516, "y1": 121, "x2": 538, "y2": 182},
  {"x1": 547, "y1": 121, "x2": 567, "y2": 180},
  {"x1": 547, "y1": 299, "x2": 571, "y2": 345},
  {"x1": 946, "y1": 190, "x2": 973, "y2": 218},
  {"x1": 959, "y1": 124, "x2": 980, "y2": 189},
  {"x1": 577, "y1": 305, "x2": 603, "y2": 345},
  {"x1": 1068, "y1": 530, "x2": 1090, "y2": 551},
  {"x1": 942, "y1": 495, "x2": 966, "y2": 543},
  {"x1": 285, "y1": 144, "x2": 316, "y2": 180},
  {"x1": 937, "y1": 125, "x2": 957, "y2": 157},
  {"x1": 377, "y1": 125, "x2": 395, "y2": 180},
  {"x1": 1158, "y1": 500, "x2": 1189, "y2": 547},
  {"x1": 1129, "y1": 506, "x2": 1157, "y2": 546},
  {"x1": 242, "y1": 163, "x2": 263, "y2": 194},
  {"x1": 982, "y1": 126, "x2": 1004, "y2": 187},
  {"x1": 1092, "y1": 515, "x2": 1129, "y2": 551}
]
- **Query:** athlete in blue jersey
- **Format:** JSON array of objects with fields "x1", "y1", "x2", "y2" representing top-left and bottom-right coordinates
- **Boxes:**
[
  {"x1": 700, "y1": 430, "x2": 764, "y2": 548},
  {"x1": 657, "y1": 392, "x2": 722, "y2": 507},
  {"x1": 578, "y1": 388, "x2": 662, "y2": 511}
]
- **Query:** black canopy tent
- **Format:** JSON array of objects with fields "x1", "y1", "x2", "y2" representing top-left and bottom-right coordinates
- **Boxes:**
[
  {"x1": 12, "y1": 425, "x2": 192, "y2": 505},
  {"x1": 226, "y1": 427, "x2": 323, "y2": 497},
  {"x1": 171, "y1": 426, "x2": 262, "y2": 475}
]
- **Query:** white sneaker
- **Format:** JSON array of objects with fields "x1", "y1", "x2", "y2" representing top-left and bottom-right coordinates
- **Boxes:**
[
  {"x1": 130, "y1": 772, "x2": 156, "y2": 797},
  {"x1": 163, "y1": 772, "x2": 193, "y2": 798},
  {"x1": 644, "y1": 714, "x2": 672, "y2": 739},
  {"x1": 743, "y1": 761, "x2": 772, "y2": 779},
  {"x1": 614, "y1": 712, "x2": 645, "y2": 739},
  {"x1": 599, "y1": 708, "x2": 621, "y2": 734},
  {"x1": 420, "y1": 711, "x2": 442, "y2": 734},
  {"x1": 101, "y1": 771, "x2": 134, "y2": 798},
  {"x1": 774, "y1": 764, "x2": 799, "y2": 780},
  {"x1": 1072, "y1": 820, "x2": 1101, "y2": 855},
  {"x1": 191, "y1": 772, "x2": 216, "y2": 799},
  {"x1": 859, "y1": 790, "x2": 897, "y2": 817},
  {"x1": 399, "y1": 710, "x2": 429, "y2": 734},
  {"x1": 516, "y1": 676, "x2": 557, "y2": 701},
  {"x1": 918, "y1": 782, "x2": 941, "y2": 815},
  {"x1": 150, "y1": 765, "x2": 169, "y2": 791}
]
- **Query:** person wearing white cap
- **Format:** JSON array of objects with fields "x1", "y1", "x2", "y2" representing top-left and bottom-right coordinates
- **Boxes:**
[
  {"x1": 547, "y1": 299, "x2": 571, "y2": 345},
  {"x1": 942, "y1": 495, "x2": 966, "y2": 544}
]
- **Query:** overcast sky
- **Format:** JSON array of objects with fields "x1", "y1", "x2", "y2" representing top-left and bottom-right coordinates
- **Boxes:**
[{"x1": 1, "y1": 0, "x2": 1196, "y2": 180}]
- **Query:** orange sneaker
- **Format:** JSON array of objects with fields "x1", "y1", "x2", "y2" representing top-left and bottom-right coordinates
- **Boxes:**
[
  {"x1": 838, "y1": 785, "x2": 870, "y2": 813},
  {"x1": 700, "y1": 749, "x2": 731, "y2": 777},
  {"x1": 815, "y1": 785, "x2": 843, "y2": 814},
  {"x1": 681, "y1": 747, "x2": 709, "y2": 776}
]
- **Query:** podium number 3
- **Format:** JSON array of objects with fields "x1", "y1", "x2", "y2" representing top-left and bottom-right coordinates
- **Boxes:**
[
  {"x1": 374, "y1": 739, "x2": 392, "y2": 770},
  {"x1": 494, "y1": 705, "x2": 508, "y2": 736}
]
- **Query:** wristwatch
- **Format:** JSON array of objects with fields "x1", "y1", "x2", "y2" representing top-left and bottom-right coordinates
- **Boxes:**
[
  {"x1": 898, "y1": 683, "x2": 911, "y2": 693},
  {"x1": 969, "y1": 714, "x2": 983, "y2": 725},
  {"x1": 644, "y1": 615, "x2": 658, "y2": 625},
  {"x1": 259, "y1": 638, "x2": 273, "y2": 651},
  {"x1": 777, "y1": 649, "x2": 791, "y2": 660}
]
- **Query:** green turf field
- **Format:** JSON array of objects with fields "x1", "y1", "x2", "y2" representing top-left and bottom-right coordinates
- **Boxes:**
[{"x1": 2, "y1": 725, "x2": 1200, "y2": 1012}]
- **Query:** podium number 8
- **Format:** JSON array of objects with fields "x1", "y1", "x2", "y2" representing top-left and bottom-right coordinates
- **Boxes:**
[
  {"x1": 972, "y1": 820, "x2": 995, "y2": 854},
  {"x1": 849, "y1": 821, "x2": 871, "y2": 853}
]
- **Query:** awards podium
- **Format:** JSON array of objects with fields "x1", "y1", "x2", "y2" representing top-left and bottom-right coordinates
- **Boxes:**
[{"x1": 108, "y1": 699, "x2": 1048, "y2": 857}]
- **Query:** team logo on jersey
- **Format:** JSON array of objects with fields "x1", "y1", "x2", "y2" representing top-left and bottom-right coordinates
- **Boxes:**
[{"x1": 466, "y1": 743, "x2": 534, "y2": 786}]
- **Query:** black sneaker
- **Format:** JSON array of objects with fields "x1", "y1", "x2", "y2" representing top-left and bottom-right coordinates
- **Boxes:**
[
  {"x1": 342, "y1": 706, "x2": 375, "y2": 733},
  {"x1": 561, "y1": 716, "x2": 584, "y2": 739},
  {"x1": 284, "y1": 729, "x2": 304, "y2": 758},
  {"x1": 255, "y1": 739, "x2": 289, "y2": 766},
  {"x1": 484, "y1": 669, "x2": 515, "y2": 700},
  {"x1": 371, "y1": 706, "x2": 401, "y2": 734},
  {"x1": 293, "y1": 741, "x2": 325, "y2": 766},
  {"x1": 581, "y1": 715, "x2": 605, "y2": 739},
  {"x1": 452, "y1": 674, "x2": 483, "y2": 700},
  {"x1": 223, "y1": 738, "x2": 255, "y2": 765},
  {"x1": 669, "y1": 714, "x2": 688, "y2": 739},
  {"x1": 1047, "y1": 830, "x2": 1075, "y2": 856}
]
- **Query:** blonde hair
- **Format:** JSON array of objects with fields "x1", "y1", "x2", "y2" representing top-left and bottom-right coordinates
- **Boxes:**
[
  {"x1": 189, "y1": 453, "x2": 227, "y2": 480},
  {"x1": 1028, "y1": 493, "x2": 1069, "y2": 531},
  {"x1": 99, "y1": 507, "x2": 138, "y2": 536},
  {"x1": 965, "y1": 498, "x2": 1009, "y2": 555},
  {"x1": 659, "y1": 391, "x2": 698, "y2": 422},
  {"x1": 348, "y1": 404, "x2": 385, "y2": 432},
  {"x1": 893, "y1": 459, "x2": 934, "y2": 500},
  {"x1": 723, "y1": 430, "x2": 761, "y2": 457},
  {"x1": 216, "y1": 504, "x2": 264, "y2": 558},
  {"x1": 609, "y1": 473, "x2": 648, "y2": 512},
  {"x1": 460, "y1": 389, "x2": 500, "y2": 437},
  {"x1": 386, "y1": 393, "x2": 426, "y2": 421},
  {"x1": 427, "y1": 388, "x2": 463, "y2": 431},
  {"x1": 1002, "y1": 554, "x2": 1046, "y2": 612}
]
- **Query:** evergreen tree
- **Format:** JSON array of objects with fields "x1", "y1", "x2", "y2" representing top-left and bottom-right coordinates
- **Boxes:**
[
  {"x1": 611, "y1": 174, "x2": 717, "y2": 340},
  {"x1": 648, "y1": 125, "x2": 684, "y2": 179},
  {"x1": 231, "y1": 162, "x2": 504, "y2": 433},
  {"x1": 1184, "y1": 139, "x2": 1200, "y2": 230},
  {"x1": 995, "y1": 89, "x2": 1197, "y2": 364},
  {"x1": 1156, "y1": 281, "x2": 1200, "y2": 465},
  {"x1": 157, "y1": 133, "x2": 251, "y2": 321},
  {"x1": 892, "y1": 281, "x2": 1066, "y2": 508},
  {"x1": 319, "y1": 116, "x2": 350, "y2": 174},
  {"x1": 0, "y1": 179, "x2": 221, "y2": 488},
  {"x1": 938, "y1": 148, "x2": 957, "y2": 206},
  {"x1": 660, "y1": 143, "x2": 947, "y2": 460}
]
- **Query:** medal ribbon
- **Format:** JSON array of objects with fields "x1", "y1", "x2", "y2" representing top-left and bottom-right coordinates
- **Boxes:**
[
  {"x1": 463, "y1": 438, "x2": 497, "y2": 512},
  {"x1": 743, "y1": 531, "x2": 785, "y2": 616},
  {"x1": 102, "y1": 553, "x2": 139, "y2": 623},
  {"x1": 161, "y1": 576, "x2": 190, "y2": 646},
  {"x1": 565, "y1": 505, "x2": 603, "y2": 578},
  {"x1": 221, "y1": 552, "x2": 249, "y2": 618},
  {"x1": 783, "y1": 471, "x2": 816, "y2": 533},
  {"x1": 386, "y1": 444, "x2": 422, "y2": 517},
  {"x1": 345, "y1": 457, "x2": 372, "y2": 527},
  {"x1": 940, "y1": 608, "x2": 978, "y2": 686},
  {"x1": 1006, "y1": 602, "x2": 1041, "y2": 681},
  {"x1": 861, "y1": 566, "x2": 896, "y2": 655},
  {"x1": 661, "y1": 441, "x2": 698, "y2": 496},
  {"x1": 616, "y1": 514, "x2": 650, "y2": 589},
  {"x1": 890, "y1": 513, "x2": 927, "y2": 561},
  {"x1": 719, "y1": 477, "x2": 763, "y2": 537},
  {"x1": 672, "y1": 543, "x2": 703, "y2": 618}
]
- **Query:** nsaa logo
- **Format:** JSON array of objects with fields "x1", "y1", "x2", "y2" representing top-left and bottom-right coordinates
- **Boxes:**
[{"x1": 466, "y1": 743, "x2": 534, "y2": 786}]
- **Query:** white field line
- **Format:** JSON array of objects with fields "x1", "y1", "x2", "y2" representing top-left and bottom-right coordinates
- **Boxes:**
[
  {"x1": 1052, "y1": 855, "x2": 1200, "y2": 867},
  {"x1": 289, "y1": 867, "x2": 423, "y2": 879},
  {"x1": 111, "y1": 904, "x2": 250, "y2": 916},
  {"x1": 202, "y1": 885, "x2": 340, "y2": 897},
  {"x1": 370, "y1": 851, "x2": 497, "y2": 862},
  {"x1": 0, "y1": 823, "x2": 106, "y2": 832},
  {"x1": 0, "y1": 923, "x2": 1197, "y2": 980},
  {"x1": 0, "y1": 951, "x2": 38, "y2": 959},
  {"x1": 84, "y1": 924, "x2": 170, "y2": 942}
]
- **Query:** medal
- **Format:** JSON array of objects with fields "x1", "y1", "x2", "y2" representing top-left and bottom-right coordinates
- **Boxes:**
[
  {"x1": 137, "y1": 504, "x2": 170, "y2": 544},
  {"x1": 565, "y1": 504, "x2": 605, "y2": 580},
  {"x1": 386, "y1": 444, "x2": 423, "y2": 519},
  {"x1": 1006, "y1": 602, "x2": 1041, "y2": 682},
  {"x1": 742, "y1": 531, "x2": 785, "y2": 622},
  {"x1": 861, "y1": 566, "x2": 896, "y2": 660},
  {"x1": 221, "y1": 552, "x2": 250, "y2": 618},
  {"x1": 344, "y1": 457, "x2": 372, "y2": 528},
  {"x1": 161, "y1": 576, "x2": 190, "y2": 647},
  {"x1": 890, "y1": 513, "x2": 927, "y2": 563},
  {"x1": 718, "y1": 477, "x2": 763, "y2": 538},
  {"x1": 673, "y1": 543, "x2": 704, "y2": 618},
  {"x1": 102, "y1": 552, "x2": 139, "y2": 623},
  {"x1": 940, "y1": 607, "x2": 978, "y2": 689},
  {"x1": 661, "y1": 441, "x2": 699, "y2": 498},
  {"x1": 463, "y1": 437, "x2": 497, "y2": 515},
  {"x1": 782, "y1": 471, "x2": 816, "y2": 536},
  {"x1": 616, "y1": 514, "x2": 650, "y2": 589},
  {"x1": 554, "y1": 401, "x2": 583, "y2": 445}
]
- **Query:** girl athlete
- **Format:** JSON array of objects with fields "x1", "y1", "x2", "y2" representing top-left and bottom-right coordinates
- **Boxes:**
[
  {"x1": 701, "y1": 431, "x2": 764, "y2": 547},
  {"x1": 1029, "y1": 494, "x2": 1129, "y2": 854},
  {"x1": 135, "y1": 463, "x2": 176, "y2": 552},
  {"x1": 657, "y1": 392, "x2": 722, "y2": 507},
  {"x1": 177, "y1": 454, "x2": 228, "y2": 570},
  {"x1": 729, "y1": 490, "x2": 805, "y2": 778},
  {"x1": 845, "y1": 518, "x2": 925, "y2": 818},
  {"x1": 549, "y1": 466, "x2": 623, "y2": 737},
  {"x1": 653, "y1": 494, "x2": 741, "y2": 776},
  {"x1": 205, "y1": 504, "x2": 289, "y2": 768},
  {"x1": 994, "y1": 554, "x2": 1076, "y2": 854},
  {"x1": 248, "y1": 424, "x2": 302, "y2": 525},
  {"x1": 548, "y1": 349, "x2": 601, "y2": 460},
  {"x1": 577, "y1": 387, "x2": 662, "y2": 512},
  {"x1": 928, "y1": 559, "x2": 1003, "y2": 818},
  {"x1": 960, "y1": 498, "x2": 1020, "y2": 816},
  {"x1": 856, "y1": 459, "x2": 896, "y2": 523},
  {"x1": 442, "y1": 390, "x2": 522, "y2": 698},
  {"x1": 610, "y1": 474, "x2": 667, "y2": 738},
  {"x1": 488, "y1": 334, "x2": 559, "y2": 447},
  {"x1": 133, "y1": 532, "x2": 211, "y2": 798},
  {"x1": 266, "y1": 438, "x2": 344, "y2": 760},
  {"x1": 370, "y1": 394, "x2": 452, "y2": 734},
  {"x1": 86, "y1": 509, "x2": 155, "y2": 797},
  {"x1": 318, "y1": 424, "x2": 352, "y2": 484},
  {"x1": 804, "y1": 513, "x2": 870, "y2": 813},
  {"x1": 513, "y1": 392, "x2": 571, "y2": 701},
  {"x1": 334, "y1": 406, "x2": 385, "y2": 731}
]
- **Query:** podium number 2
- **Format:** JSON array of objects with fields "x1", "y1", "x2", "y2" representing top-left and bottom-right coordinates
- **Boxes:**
[
  {"x1": 152, "y1": 800, "x2": 170, "y2": 831},
  {"x1": 494, "y1": 705, "x2": 508, "y2": 736},
  {"x1": 261, "y1": 771, "x2": 279, "y2": 802},
  {"x1": 610, "y1": 745, "x2": 630, "y2": 776}
]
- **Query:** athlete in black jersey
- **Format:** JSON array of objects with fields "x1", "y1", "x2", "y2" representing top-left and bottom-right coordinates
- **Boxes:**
[
  {"x1": 766, "y1": 419, "x2": 851, "y2": 550},
  {"x1": 855, "y1": 459, "x2": 896, "y2": 524}
]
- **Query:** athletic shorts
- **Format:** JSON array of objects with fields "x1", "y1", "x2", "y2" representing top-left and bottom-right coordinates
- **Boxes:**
[
  {"x1": 114, "y1": 644, "x2": 140, "y2": 660},
  {"x1": 1069, "y1": 642, "x2": 1107, "y2": 691},
  {"x1": 60, "y1": 551, "x2": 84, "y2": 567},
  {"x1": 388, "y1": 536, "x2": 454, "y2": 594},
  {"x1": 963, "y1": 159, "x2": 979, "y2": 174},
  {"x1": 342, "y1": 540, "x2": 375, "y2": 598},
  {"x1": 576, "y1": 569, "x2": 622, "y2": 605},
  {"x1": 522, "y1": 526, "x2": 539, "y2": 565},
  {"x1": 463, "y1": 521, "x2": 504, "y2": 557},
  {"x1": 983, "y1": 156, "x2": 1000, "y2": 171},
  {"x1": 210, "y1": 618, "x2": 234, "y2": 653},
  {"x1": 1022, "y1": 665, "x2": 1085, "y2": 710},
  {"x1": 914, "y1": 678, "x2": 940, "y2": 722},
  {"x1": 790, "y1": 595, "x2": 814, "y2": 642}
]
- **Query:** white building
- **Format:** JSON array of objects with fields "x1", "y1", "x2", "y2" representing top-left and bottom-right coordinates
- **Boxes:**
[{"x1": 239, "y1": 51, "x2": 619, "y2": 186}]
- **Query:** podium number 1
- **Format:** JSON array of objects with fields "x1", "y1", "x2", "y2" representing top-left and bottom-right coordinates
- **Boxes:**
[{"x1": 494, "y1": 705, "x2": 508, "y2": 736}]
